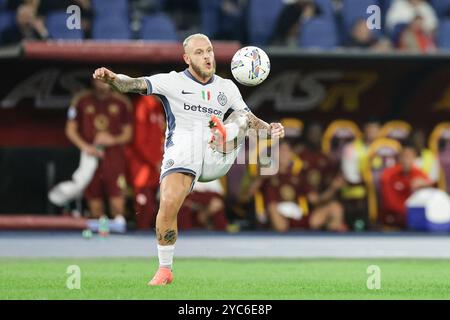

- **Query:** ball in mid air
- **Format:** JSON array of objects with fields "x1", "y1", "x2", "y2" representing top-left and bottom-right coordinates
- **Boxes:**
[{"x1": 231, "y1": 46, "x2": 270, "y2": 86}]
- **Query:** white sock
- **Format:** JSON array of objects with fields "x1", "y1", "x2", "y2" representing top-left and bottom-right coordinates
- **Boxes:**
[
  {"x1": 224, "y1": 123, "x2": 239, "y2": 142},
  {"x1": 157, "y1": 244, "x2": 175, "y2": 269}
]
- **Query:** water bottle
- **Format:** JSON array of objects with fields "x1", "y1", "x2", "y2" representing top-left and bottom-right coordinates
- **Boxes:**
[
  {"x1": 82, "y1": 229, "x2": 92, "y2": 239},
  {"x1": 354, "y1": 219, "x2": 365, "y2": 232},
  {"x1": 98, "y1": 215, "x2": 110, "y2": 238}
]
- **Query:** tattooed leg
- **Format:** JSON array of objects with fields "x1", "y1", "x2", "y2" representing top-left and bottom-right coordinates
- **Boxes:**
[
  {"x1": 155, "y1": 172, "x2": 193, "y2": 246},
  {"x1": 156, "y1": 228, "x2": 178, "y2": 245},
  {"x1": 163, "y1": 229, "x2": 177, "y2": 244},
  {"x1": 156, "y1": 227, "x2": 163, "y2": 243},
  {"x1": 149, "y1": 172, "x2": 193, "y2": 278}
]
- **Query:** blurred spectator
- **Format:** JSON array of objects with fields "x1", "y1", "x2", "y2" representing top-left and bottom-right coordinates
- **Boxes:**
[
  {"x1": 412, "y1": 129, "x2": 440, "y2": 185},
  {"x1": 269, "y1": 0, "x2": 322, "y2": 46},
  {"x1": 4, "y1": 0, "x2": 39, "y2": 10},
  {"x1": 280, "y1": 118, "x2": 304, "y2": 152},
  {"x1": 380, "y1": 142, "x2": 433, "y2": 229},
  {"x1": 299, "y1": 123, "x2": 343, "y2": 205},
  {"x1": 298, "y1": 123, "x2": 347, "y2": 230},
  {"x1": 164, "y1": 0, "x2": 200, "y2": 38},
  {"x1": 215, "y1": 0, "x2": 248, "y2": 42},
  {"x1": 397, "y1": 15, "x2": 437, "y2": 53},
  {"x1": 262, "y1": 140, "x2": 347, "y2": 233},
  {"x1": 126, "y1": 95, "x2": 165, "y2": 230},
  {"x1": 386, "y1": 0, "x2": 438, "y2": 35},
  {"x1": 1, "y1": 3, "x2": 49, "y2": 44},
  {"x1": 130, "y1": 0, "x2": 161, "y2": 34},
  {"x1": 224, "y1": 161, "x2": 259, "y2": 231},
  {"x1": 345, "y1": 18, "x2": 392, "y2": 52},
  {"x1": 322, "y1": 120, "x2": 362, "y2": 165},
  {"x1": 341, "y1": 119, "x2": 381, "y2": 230},
  {"x1": 65, "y1": 79, "x2": 132, "y2": 230},
  {"x1": 178, "y1": 180, "x2": 228, "y2": 231}
]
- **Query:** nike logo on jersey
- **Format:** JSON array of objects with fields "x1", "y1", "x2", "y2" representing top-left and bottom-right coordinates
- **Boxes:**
[{"x1": 181, "y1": 90, "x2": 195, "y2": 94}]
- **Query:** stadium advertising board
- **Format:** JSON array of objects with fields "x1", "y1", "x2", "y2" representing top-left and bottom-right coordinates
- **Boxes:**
[{"x1": 1, "y1": 52, "x2": 450, "y2": 146}]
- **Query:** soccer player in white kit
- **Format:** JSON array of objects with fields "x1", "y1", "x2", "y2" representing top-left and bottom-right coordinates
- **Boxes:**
[{"x1": 93, "y1": 34, "x2": 284, "y2": 285}]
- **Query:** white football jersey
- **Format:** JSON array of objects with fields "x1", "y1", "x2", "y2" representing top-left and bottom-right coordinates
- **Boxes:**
[{"x1": 144, "y1": 69, "x2": 250, "y2": 148}]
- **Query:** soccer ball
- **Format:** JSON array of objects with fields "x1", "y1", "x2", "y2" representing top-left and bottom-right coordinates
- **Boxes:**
[{"x1": 230, "y1": 46, "x2": 271, "y2": 86}]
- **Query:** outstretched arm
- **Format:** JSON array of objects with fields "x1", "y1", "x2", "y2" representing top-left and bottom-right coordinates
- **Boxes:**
[
  {"x1": 93, "y1": 67, "x2": 148, "y2": 94},
  {"x1": 246, "y1": 112, "x2": 285, "y2": 139}
]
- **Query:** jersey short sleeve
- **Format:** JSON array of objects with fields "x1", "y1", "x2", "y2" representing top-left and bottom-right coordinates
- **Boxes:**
[
  {"x1": 143, "y1": 72, "x2": 174, "y2": 96},
  {"x1": 67, "y1": 90, "x2": 88, "y2": 121},
  {"x1": 227, "y1": 80, "x2": 250, "y2": 112},
  {"x1": 67, "y1": 105, "x2": 78, "y2": 120}
]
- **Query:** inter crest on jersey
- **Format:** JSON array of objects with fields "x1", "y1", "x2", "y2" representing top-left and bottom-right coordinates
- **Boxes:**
[{"x1": 217, "y1": 92, "x2": 227, "y2": 106}]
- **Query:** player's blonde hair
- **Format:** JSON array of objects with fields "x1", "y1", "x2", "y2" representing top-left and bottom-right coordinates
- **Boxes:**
[{"x1": 183, "y1": 33, "x2": 211, "y2": 50}]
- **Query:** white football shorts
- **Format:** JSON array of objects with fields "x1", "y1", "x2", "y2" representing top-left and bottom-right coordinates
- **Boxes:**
[{"x1": 160, "y1": 134, "x2": 245, "y2": 191}]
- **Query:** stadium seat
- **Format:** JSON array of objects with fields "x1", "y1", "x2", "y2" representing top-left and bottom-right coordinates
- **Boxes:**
[
  {"x1": 91, "y1": 0, "x2": 129, "y2": 17},
  {"x1": 342, "y1": 0, "x2": 381, "y2": 39},
  {"x1": 314, "y1": 0, "x2": 334, "y2": 18},
  {"x1": 200, "y1": 0, "x2": 221, "y2": 38},
  {"x1": 364, "y1": 138, "x2": 402, "y2": 225},
  {"x1": 139, "y1": 13, "x2": 178, "y2": 41},
  {"x1": 428, "y1": 122, "x2": 450, "y2": 194},
  {"x1": 437, "y1": 19, "x2": 450, "y2": 49},
  {"x1": 0, "y1": 0, "x2": 8, "y2": 10},
  {"x1": 46, "y1": 11, "x2": 84, "y2": 40},
  {"x1": 0, "y1": 11, "x2": 15, "y2": 43},
  {"x1": 247, "y1": 0, "x2": 284, "y2": 46},
  {"x1": 379, "y1": 120, "x2": 412, "y2": 142},
  {"x1": 322, "y1": 119, "x2": 362, "y2": 164},
  {"x1": 92, "y1": 16, "x2": 132, "y2": 40},
  {"x1": 298, "y1": 18, "x2": 339, "y2": 49},
  {"x1": 280, "y1": 118, "x2": 304, "y2": 139},
  {"x1": 431, "y1": 0, "x2": 450, "y2": 17}
]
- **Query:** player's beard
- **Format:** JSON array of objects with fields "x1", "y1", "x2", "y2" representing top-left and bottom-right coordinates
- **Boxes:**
[{"x1": 191, "y1": 59, "x2": 216, "y2": 81}]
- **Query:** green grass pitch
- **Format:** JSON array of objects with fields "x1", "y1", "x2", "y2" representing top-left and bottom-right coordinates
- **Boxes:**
[{"x1": 1, "y1": 258, "x2": 449, "y2": 299}]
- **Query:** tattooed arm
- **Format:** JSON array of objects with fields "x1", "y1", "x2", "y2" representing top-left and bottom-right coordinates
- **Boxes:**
[
  {"x1": 92, "y1": 67, "x2": 148, "y2": 94},
  {"x1": 246, "y1": 111, "x2": 285, "y2": 138}
]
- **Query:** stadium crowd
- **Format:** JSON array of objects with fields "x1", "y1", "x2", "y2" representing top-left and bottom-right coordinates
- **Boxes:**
[
  {"x1": 222, "y1": 117, "x2": 447, "y2": 233},
  {"x1": 1, "y1": 0, "x2": 450, "y2": 52}
]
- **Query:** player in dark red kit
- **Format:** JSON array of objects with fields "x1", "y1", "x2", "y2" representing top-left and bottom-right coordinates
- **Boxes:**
[
  {"x1": 262, "y1": 140, "x2": 346, "y2": 232},
  {"x1": 65, "y1": 79, "x2": 133, "y2": 230},
  {"x1": 298, "y1": 123, "x2": 344, "y2": 218}
]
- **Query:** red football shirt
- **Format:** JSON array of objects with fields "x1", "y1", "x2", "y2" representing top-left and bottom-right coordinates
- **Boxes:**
[
  {"x1": 380, "y1": 164, "x2": 429, "y2": 215},
  {"x1": 298, "y1": 148, "x2": 336, "y2": 193},
  {"x1": 126, "y1": 96, "x2": 165, "y2": 188},
  {"x1": 262, "y1": 164, "x2": 309, "y2": 205},
  {"x1": 129, "y1": 96, "x2": 165, "y2": 166},
  {"x1": 70, "y1": 90, "x2": 132, "y2": 144}
]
